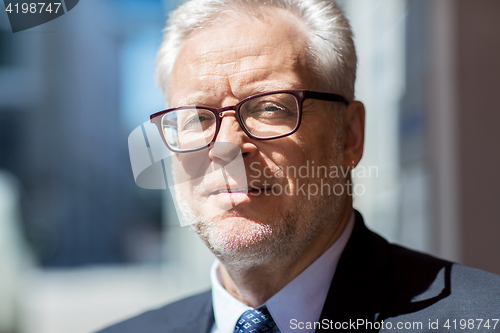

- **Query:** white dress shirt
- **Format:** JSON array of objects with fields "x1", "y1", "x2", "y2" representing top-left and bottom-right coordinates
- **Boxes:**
[{"x1": 211, "y1": 213, "x2": 355, "y2": 333}]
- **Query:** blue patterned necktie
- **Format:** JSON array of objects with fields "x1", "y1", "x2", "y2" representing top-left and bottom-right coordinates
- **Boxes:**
[{"x1": 233, "y1": 306, "x2": 276, "y2": 333}]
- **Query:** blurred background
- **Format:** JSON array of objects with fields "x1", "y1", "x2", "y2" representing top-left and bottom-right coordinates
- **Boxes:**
[{"x1": 0, "y1": 0, "x2": 499, "y2": 332}]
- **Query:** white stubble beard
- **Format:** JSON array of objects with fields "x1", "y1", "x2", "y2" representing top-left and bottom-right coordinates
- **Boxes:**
[{"x1": 175, "y1": 141, "x2": 347, "y2": 271}]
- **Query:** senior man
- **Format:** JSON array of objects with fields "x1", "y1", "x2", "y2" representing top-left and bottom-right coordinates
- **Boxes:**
[{"x1": 100, "y1": 0, "x2": 500, "y2": 332}]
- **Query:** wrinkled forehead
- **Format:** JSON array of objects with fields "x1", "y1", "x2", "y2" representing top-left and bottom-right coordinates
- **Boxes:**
[{"x1": 169, "y1": 6, "x2": 314, "y2": 106}]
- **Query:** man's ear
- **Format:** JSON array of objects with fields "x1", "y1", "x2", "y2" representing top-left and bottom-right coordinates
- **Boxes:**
[{"x1": 343, "y1": 101, "x2": 365, "y2": 169}]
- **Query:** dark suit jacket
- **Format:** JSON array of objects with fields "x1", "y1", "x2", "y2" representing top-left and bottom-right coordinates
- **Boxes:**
[{"x1": 97, "y1": 211, "x2": 500, "y2": 332}]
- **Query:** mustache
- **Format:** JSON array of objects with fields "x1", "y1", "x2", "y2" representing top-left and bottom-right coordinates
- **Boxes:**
[
  {"x1": 169, "y1": 154, "x2": 246, "y2": 185},
  {"x1": 197, "y1": 177, "x2": 278, "y2": 197},
  {"x1": 170, "y1": 158, "x2": 279, "y2": 188}
]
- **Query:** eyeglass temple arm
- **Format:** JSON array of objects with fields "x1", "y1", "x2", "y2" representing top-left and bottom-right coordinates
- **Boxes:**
[{"x1": 305, "y1": 91, "x2": 350, "y2": 105}]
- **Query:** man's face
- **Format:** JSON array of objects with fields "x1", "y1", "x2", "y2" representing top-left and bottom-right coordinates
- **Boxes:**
[{"x1": 169, "y1": 8, "x2": 348, "y2": 265}]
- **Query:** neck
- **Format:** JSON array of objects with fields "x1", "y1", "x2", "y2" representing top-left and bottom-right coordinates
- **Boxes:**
[{"x1": 218, "y1": 202, "x2": 353, "y2": 308}]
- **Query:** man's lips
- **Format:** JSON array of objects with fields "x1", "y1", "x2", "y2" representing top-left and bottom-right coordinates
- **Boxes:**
[
  {"x1": 209, "y1": 187, "x2": 273, "y2": 196},
  {"x1": 211, "y1": 188, "x2": 248, "y2": 195}
]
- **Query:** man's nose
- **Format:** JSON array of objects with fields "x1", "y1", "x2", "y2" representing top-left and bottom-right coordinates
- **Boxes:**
[{"x1": 209, "y1": 114, "x2": 249, "y2": 166}]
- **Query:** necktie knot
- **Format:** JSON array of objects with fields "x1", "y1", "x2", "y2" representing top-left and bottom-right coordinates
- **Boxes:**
[{"x1": 233, "y1": 306, "x2": 276, "y2": 333}]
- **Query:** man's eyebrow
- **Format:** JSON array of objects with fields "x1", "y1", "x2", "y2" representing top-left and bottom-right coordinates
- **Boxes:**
[
  {"x1": 239, "y1": 85, "x2": 296, "y2": 98},
  {"x1": 176, "y1": 85, "x2": 296, "y2": 106},
  {"x1": 176, "y1": 97, "x2": 210, "y2": 106}
]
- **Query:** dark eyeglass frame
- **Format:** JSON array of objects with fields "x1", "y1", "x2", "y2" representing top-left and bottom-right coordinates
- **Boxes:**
[{"x1": 150, "y1": 89, "x2": 349, "y2": 153}]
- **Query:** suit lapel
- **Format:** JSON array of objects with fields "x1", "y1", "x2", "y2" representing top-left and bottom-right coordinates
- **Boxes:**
[
  {"x1": 173, "y1": 291, "x2": 215, "y2": 333},
  {"x1": 317, "y1": 211, "x2": 393, "y2": 331}
]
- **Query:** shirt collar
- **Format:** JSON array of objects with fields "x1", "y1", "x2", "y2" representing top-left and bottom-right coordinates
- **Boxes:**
[
  {"x1": 211, "y1": 263, "x2": 252, "y2": 333},
  {"x1": 211, "y1": 212, "x2": 355, "y2": 333}
]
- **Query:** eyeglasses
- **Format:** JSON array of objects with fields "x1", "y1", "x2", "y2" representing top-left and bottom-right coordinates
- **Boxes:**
[{"x1": 150, "y1": 89, "x2": 349, "y2": 153}]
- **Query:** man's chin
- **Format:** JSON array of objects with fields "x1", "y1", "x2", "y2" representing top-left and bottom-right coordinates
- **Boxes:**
[{"x1": 193, "y1": 216, "x2": 280, "y2": 263}]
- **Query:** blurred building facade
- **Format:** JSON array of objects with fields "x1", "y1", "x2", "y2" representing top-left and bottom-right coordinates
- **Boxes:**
[{"x1": 0, "y1": 0, "x2": 167, "y2": 268}]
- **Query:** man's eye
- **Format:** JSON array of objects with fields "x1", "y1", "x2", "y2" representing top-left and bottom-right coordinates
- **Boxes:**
[
  {"x1": 252, "y1": 103, "x2": 291, "y2": 118},
  {"x1": 182, "y1": 113, "x2": 214, "y2": 130}
]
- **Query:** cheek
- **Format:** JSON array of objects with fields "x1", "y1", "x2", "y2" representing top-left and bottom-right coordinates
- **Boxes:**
[
  {"x1": 271, "y1": 152, "x2": 313, "y2": 193},
  {"x1": 273, "y1": 138, "x2": 344, "y2": 191}
]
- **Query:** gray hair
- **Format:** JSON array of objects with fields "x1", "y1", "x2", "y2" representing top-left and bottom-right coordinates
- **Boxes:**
[{"x1": 156, "y1": 0, "x2": 357, "y2": 106}]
